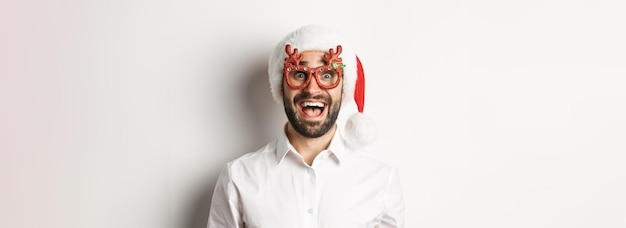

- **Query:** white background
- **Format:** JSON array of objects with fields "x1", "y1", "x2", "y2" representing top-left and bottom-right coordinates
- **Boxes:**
[{"x1": 1, "y1": 0, "x2": 625, "y2": 227}]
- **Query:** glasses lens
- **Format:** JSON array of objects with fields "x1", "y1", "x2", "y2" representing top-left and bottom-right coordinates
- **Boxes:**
[
  {"x1": 317, "y1": 69, "x2": 339, "y2": 87},
  {"x1": 288, "y1": 71, "x2": 308, "y2": 87}
]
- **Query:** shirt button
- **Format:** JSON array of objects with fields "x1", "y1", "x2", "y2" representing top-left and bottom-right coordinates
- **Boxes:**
[{"x1": 307, "y1": 208, "x2": 313, "y2": 214}]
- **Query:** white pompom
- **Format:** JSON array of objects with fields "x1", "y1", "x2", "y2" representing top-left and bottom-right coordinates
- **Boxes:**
[{"x1": 343, "y1": 112, "x2": 378, "y2": 149}]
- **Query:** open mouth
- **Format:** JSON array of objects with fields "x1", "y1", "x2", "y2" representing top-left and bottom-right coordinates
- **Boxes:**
[{"x1": 299, "y1": 101, "x2": 327, "y2": 118}]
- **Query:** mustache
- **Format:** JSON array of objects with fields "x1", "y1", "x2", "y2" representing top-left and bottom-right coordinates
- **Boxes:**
[{"x1": 293, "y1": 92, "x2": 331, "y2": 104}]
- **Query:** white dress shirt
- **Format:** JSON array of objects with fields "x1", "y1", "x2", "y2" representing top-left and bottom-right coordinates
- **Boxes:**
[{"x1": 207, "y1": 128, "x2": 404, "y2": 228}]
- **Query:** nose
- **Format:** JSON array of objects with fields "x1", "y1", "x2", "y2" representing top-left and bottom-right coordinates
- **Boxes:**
[{"x1": 303, "y1": 73, "x2": 322, "y2": 92}]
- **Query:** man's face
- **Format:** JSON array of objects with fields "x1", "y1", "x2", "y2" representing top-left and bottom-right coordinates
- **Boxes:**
[{"x1": 283, "y1": 51, "x2": 343, "y2": 138}]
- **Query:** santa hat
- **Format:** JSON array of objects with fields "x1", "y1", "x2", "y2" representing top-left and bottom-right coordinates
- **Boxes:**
[{"x1": 268, "y1": 24, "x2": 377, "y2": 149}]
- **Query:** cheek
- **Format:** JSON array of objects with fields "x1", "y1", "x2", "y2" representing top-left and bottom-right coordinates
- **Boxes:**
[
  {"x1": 333, "y1": 88, "x2": 344, "y2": 100},
  {"x1": 282, "y1": 86, "x2": 297, "y2": 102}
]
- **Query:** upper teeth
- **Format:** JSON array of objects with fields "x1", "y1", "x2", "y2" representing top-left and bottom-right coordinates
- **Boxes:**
[{"x1": 303, "y1": 102, "x2": 324, "y2": 107}]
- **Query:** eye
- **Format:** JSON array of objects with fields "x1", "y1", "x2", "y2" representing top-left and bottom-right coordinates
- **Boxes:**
[
  {"x1": 295, "y1": 72, "x2": 306, "y2": 79},
  {"x1": 322, "y1": 73, "x2": 333, "y2": 79}
]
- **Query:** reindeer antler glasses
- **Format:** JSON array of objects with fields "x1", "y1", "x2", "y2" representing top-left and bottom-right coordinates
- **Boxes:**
[{"x1": 283, "y1": 44, "x2": 344, "y2": 90}]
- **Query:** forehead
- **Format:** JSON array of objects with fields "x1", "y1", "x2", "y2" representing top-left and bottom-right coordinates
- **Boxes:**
[{"x1": 298, "y1": 51, "x2": 326, "y2": 66}]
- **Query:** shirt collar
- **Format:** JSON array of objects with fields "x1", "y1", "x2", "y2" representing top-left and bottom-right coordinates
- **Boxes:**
[
  {"x1": 275, "y1": 125, "x2": 348, "y2": 165},
  {"x1": 276, "y1": 128, "x2": 292, "y2": 165},
  {"x1": 326, "y1": 127, "x2": 346, "y2": 162}
]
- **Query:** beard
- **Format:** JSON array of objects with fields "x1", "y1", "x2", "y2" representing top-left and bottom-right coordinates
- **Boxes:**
[{"x1": 283, "y1": 91, "x2": 341, "y2": 138}]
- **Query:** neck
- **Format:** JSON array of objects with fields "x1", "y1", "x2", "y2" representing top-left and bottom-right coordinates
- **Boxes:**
[{"x1": 285, "y1": 123, "x2": 336, "y2": 166}]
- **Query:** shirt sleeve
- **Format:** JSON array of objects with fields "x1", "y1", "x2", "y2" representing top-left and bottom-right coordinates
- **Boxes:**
[
  {"x1": 379, "y1": 167, "x2": 405, "y2": 228},
  {"x1": 207, "y1": 163, "x2": 244, "y2": 228}
]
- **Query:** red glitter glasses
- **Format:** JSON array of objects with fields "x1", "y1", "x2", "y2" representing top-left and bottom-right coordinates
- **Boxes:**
[{"x1": 282, "y1": 44, "x2": 344, "y2": 90}]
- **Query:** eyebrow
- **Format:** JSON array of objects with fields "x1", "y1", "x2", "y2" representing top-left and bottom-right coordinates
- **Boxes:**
[{"x1": 299, "y1": 60, "x2": 327, "y2": 66}]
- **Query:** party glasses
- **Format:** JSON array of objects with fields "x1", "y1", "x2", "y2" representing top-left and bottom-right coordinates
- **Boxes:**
[{"x1": 283, "y1": 44, "x2": 344, "y2": 90}]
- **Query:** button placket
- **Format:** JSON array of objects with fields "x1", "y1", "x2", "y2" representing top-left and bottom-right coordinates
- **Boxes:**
[{"x1": 303, "y1": 167, "x2": 317, "y2": 227}]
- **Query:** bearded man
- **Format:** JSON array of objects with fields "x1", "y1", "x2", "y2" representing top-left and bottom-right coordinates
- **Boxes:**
[{"x1": 207, "y1": 24, "x2": 404, "y2": 228}]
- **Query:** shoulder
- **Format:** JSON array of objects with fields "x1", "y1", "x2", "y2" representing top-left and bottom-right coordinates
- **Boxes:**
[
  {"x1": 350, "y1": 147, "x2": 396, "y2": 166},
  {"x1": 345, "y1": 147, "x2": 400, "y2": 177},
  {"x1": 220, "y1": 141, "x2": 277, "y2": 176}
]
